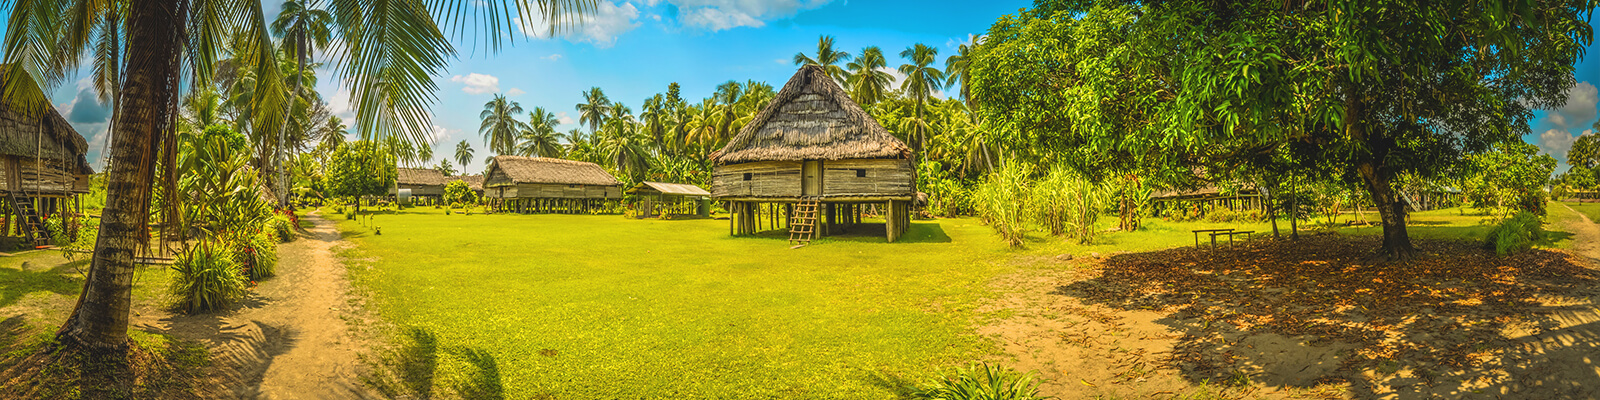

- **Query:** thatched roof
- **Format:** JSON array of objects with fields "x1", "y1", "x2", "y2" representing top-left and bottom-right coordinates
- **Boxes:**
[
  {"x1": 452, "y1": 175, "x2": 484, "y2": 191},
  {"x1": 709, "y1": 64, "x2": 910, "y2": 165},
  {"x1": 628, "y1": 181, "x2": 710, "y2": 196},
  {"x1": 397, "y1": 168, "x2": 448, "y2": 186},
  {"x1": 0, "y1": 65, "x2": 92, "y2": 174},
  {"x1": 486, "y1": 156, "x2": 620, "y2": 186}
]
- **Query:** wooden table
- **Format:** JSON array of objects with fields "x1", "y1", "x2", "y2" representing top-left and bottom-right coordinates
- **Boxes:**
[
  {"x1": 1192, "y1": 228, "x2": 1235, "y2": 248},
  {"x1": 1208, "y1": 231, "x2": 1255, "y2": 249}
]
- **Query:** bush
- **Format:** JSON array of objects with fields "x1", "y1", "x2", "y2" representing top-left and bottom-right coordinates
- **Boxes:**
[
  {"x1": 59, "y1": 221, "x2": 96, "y2": 261},
  {"x1": 269, "y1": 216, "x2": 294, "y2": 242},
  {"x1": 169, "y1": 242, "x2": 247, "y2": 314},
  {"x1": 908, "y1": 363, "x2": 1048, "y2": 400},
  {"x1": 975, "y1": 165, "x2": 1030, "y2": 247},
  {"x1": 234, "y1": 231, "x2": 278, "y2": 281},
  {"x1": 331, "y1": 204, "x2": 345, "y2": 214},
  {"x1": 345, "y1": 211, "x2": 357, "y2": 220},
  {"x1": 1485, "y1": 211, "x2": 1546, "y2": 255},
  {"x1": 1031, "y1": 165, "x2": 1107, "y2": 244}
]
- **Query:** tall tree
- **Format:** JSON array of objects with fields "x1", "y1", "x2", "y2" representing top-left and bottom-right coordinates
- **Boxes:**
[
  {"x1": 2, "y1": 0, "x2": 591, "y2": 349},
  {"x1": 971, "y1": 0, "x2": 1593, "y2": 259},
  {"x1": 846, "y1": 46, "x2": 893, "y2": 106},
  {"x1": 576, "y1": 86, "x2": 611, "y2": 132},
  {"x1": 455, "y1": 140, "x2": 474, "y2": 171},
  {"x1": 944, "y1": 34, "x2": 978, "y2": 111},
  {"x1": 1572, "y1": 132, "x2": 1600, "y2": 169},
  {"x1": 898, "y1": 43, "x2": 945, "y2": 163},
  {"x1": 271, "y1": 0, "x2": 333, "y2": 206},
  {"x1": 793, "y1": 34, "x2": 852, "y2": 87},
  {"x1": 518, "y1": 106, "x2": 566, "y2": 157},
  {"x1": 479, "y1": 94, "x2": 526, "y2": 155}
]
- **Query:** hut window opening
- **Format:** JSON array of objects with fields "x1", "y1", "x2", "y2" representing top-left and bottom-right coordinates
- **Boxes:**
[
  {"x1": 855, "y1": 169, "x2": 867, "y2": 177},
  {"x1": 743, "y1": 173, "x2": 752, "y2": 181}
]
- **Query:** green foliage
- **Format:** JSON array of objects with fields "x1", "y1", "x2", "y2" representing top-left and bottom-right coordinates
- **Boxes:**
[
  {"x1": 1485, "y1": 212, "x2": 1547, "y2": 256},
  {"x1": 907, "y1": 363, "x2": 1048, "y2": 400},
  {"x1": 1461, "y1": 142, "x2": 1557, "y2": 219},
  {"x1": 325, "y1": 140, "x2": 397, "y2": 203},
  {"x1": 443, "y1": 180, "x2": 477, "y2": 205},
  {"x1": 234, "y1": 231, "x2": 279, "y2": 281},
  {"x1": 1031, "y1": 165, "x2": 1107, "y2": 244},
  {"x1": 269, "y1": 215, "x2": 295, "y2": 242},
  {"x1": 1572, "y1": 133, "x2": 1600, "y2": 170},
  {"x1": 169, "y1": 242, "x2": 247, "y2": 314},
  {"x1": 173, "y1": 123, "x2": 275, "y2": 240},
  {"x1": 974, "y1": 164, "x2": 1030, "y2": 247},
  {"x1": 58, "y1": 221, "x2": 96, "y2": 261}
]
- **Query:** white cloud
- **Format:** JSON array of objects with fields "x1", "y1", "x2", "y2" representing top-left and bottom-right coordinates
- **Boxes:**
[
  {"x1": 542, "y1": 54, "x2": 564, "y2": 61},
  {"x1": 450, "y1": 73, "x2": 501, "y2": 95},
  {"x1": 518, "y1": 1, "x2": 639, "y2": 47},
  {"x1": 671, "y1": 0, "x2": 830, "y2": 31},
  {"x1": 773, "y1": 58, "x2": 787, "y2": 64},
  {"x1": 1540, "y1": 128, "x2": 1590, "y2": 161},
  {"x1": 328, "y1": 85, "x2": 356, "y2": 120},
  {"x1": 556, "y1": 111, "x2": 575, "y2": 125},
  {"x1": 428, "y1": 124, "x2": 459, "y2": 145},
  {"x1": 506, "y1": 88, "x2": 526, "y2": 96},
  {"x1": 1535, "y1": 81, "x2": 1600, "y2": 166}
]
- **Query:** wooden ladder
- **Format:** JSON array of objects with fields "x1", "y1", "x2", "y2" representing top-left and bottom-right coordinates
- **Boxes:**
[
  {"x1": 788, "y1": 198, "x2": 819, "y2": 246},
  {"x1": 9, "y1": 193, "x2": 47, "y2": 247}
]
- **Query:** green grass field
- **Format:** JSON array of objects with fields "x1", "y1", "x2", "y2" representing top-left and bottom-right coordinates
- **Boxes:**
[
  {"x1": 1562, "y1": 201, "x2": 1600, "y2": 223},
  {"x1": 332, "y1": 203, "x2": 1561, "y2": 398}
]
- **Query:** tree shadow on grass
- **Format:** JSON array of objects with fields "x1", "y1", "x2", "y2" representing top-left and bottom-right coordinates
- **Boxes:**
[
  {"x1": 734, "y1": 221, "x2": 953, "y2": 244},
  {"x1": 1055, "y1": 236, "x2": 1600, "y2": 399},
  {"x1": 0, "y1": 317, "x2": 215, "y2": 399},
  {"x1": 366, "y1": 326, "x2": 505, "y2": 400},
  {"x1": 0, "y1": 259, "x2": 87, "y2": 308}
]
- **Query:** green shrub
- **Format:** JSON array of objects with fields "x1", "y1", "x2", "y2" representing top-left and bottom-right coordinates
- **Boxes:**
[
  {"x1": 169, "y1": 242, "x2": 247, "y2": 314},
  {"x1": 346, "y1": 211, "x2": 357, "y2": 220},
  {"x1": 269, "y1": 216, "x2": 294, "y2": 242},
  {"x1": 1485, "y1": 211, "x2": 1546, "y2": 255},
  {"x1": 59, "y1": 222, "x2": 96, "y2": 261},
  {"x1": 909, "y1": 363, "x2": 1048, "y2": 400},
  {"x1": 234, "y1": 232, "x2": 278, "y2": 281},
  {"x1": 332, "y1": 204, "x2": 345, "y2": 214},
  {"x1": 975, "y1": 165, "x2": 1030, "y2": 247}
]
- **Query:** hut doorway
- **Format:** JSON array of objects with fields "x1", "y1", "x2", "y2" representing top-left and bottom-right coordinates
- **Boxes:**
[{"x1": 802, "y1": 160, "x2": 823, "y2": 196}]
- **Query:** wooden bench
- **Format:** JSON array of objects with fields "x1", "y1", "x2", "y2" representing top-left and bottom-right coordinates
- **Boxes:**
[
  {"x1": 1208, "y1": 231, "x2": 1255, "y2": 249},
  {"x1": 1192, "y1": 228, "x2": 1234, "y2": 248}
]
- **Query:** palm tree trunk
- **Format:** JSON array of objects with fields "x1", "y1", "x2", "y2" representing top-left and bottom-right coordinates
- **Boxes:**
[{"x1": 58, "y1": 0, "x2": 187, "y2": 349}]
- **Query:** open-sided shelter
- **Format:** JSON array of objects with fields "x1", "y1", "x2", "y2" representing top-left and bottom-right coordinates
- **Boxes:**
[
  {"x1": 393, "y1": 167, "x2": 448, "y2": 203},
  {"x1": 483, "y1": 155, "x2": 622, "y2": 213},
  {"x1": 709, "y1": 64, "x2": 915, "y2": 242},
  {"x1": 627, "y1": 181, "x2": 710, "y2": 218},
  {"x1": 0, "y1": 66, "x2": 94, "y2": 244}
]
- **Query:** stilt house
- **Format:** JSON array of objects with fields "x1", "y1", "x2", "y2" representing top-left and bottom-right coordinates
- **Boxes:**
[
  {"x1": 483, "y1": 155, "x2": 622, "y2": 213},
  {"x1": 393, "y1": 167, "x2": 447, "y2": 203},
  {"x1": 0, "y1": 67, "x2": 94, "y2": 245},
  {"x1": 709, "y1": 64, "x2": 915, "y2": 242}
]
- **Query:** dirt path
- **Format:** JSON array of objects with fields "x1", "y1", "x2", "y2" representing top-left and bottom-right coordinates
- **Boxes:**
[
  {"x1": 1559, "y1": 202, "x2": 1600, "y2": 260},
  {"x1": 135, "y1": 212, "x2": 379, "y2": 399}
]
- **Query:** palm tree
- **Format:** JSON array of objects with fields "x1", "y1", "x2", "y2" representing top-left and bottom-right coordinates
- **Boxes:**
[
  {"x1": 517, "y1": 107, "x2": 566, "y2": 157},
  {"x1": 480, "y1": 94, "x2": 526, "y2": 155},
  {"x1": 944, "y1": 34, "x2": 980, "y2": 111},
  {"x1": 899, "y1": 43, "x2": 945, "y2": 163},
  {"x1": 455, "y1": 140, "x2": 474, "y2": 169},
  {"x1": 272, "y1": 0, "x2": 334, "y2": 205},
  {"x1": 641, "y1": 94, "x2": 668, "y2": 149},
  {"x1": 576, "y1": 87, "x2": 611, "y2": 133},
  {"x1": 847, "y1": 46, "x2": 894, "y2": 106},
  {"x1": 792, "y1": 35, "x2": 852, "y2": 88},
  {"x1": 2, "y1": 0, "x2": 591, "y2": 348}
]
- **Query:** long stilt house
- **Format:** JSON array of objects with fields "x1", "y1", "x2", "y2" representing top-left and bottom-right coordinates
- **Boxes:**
[
  {"x1": 709, "y1": 64, "x2": 915, "y2": 242},
  {"x1": 0, "y1": 66, "x2": 94, "y2": 245},
  {"x1": 393, "y1": 167, "x2": 448, "y2": 204},
  {"x1": 483, "y1": 155, "x2": 623, "y2": 213}
]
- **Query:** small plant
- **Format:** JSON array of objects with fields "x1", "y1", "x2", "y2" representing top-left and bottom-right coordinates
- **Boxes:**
[
  {"x1": 234, "y1": 231, "x2": 278, "y2": 280},
  {"x1": 1485, "y1": 211, "x2": 1545, "y2": 255},
  {"x1": 346, "y1": 210, "x2": 357, "y2": 220},
  {"x1": 169, "y1": 241, "x2": 247, "y2": 314},
  {"x1": 908, "y1": 363, "x2": 1049, "y2": 400},
  {"x1": 269, "y1": 216, "x2": 294, "y2": 242},
  {"x1": 60, "y1": 221, "x2": 97, "y2": 261}
]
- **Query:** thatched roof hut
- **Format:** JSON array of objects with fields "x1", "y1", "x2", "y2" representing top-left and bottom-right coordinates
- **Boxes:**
[
  {"x1": 483, "y1": 156, "x2": 622, "y2": 214},
  {"x1": 394, "y1": 167, "x2": 448, "y2": 197},
  {"x1": 708, "y1": 64, "x2": 915, "y2": 242},
  {"x1": 0, "y1": 66, "x2": 92, "y2": 197}
]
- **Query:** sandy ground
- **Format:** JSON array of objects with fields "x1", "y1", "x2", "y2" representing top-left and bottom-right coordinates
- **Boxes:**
[
  {"x1": 135, "y1": 212, "x2": 380, "y2": 399},
  {"x1": 981, "y1": 213, "x2": 1600, "y2": 400}
]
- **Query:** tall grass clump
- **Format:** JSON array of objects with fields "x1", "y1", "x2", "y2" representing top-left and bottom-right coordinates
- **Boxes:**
[
  {"x1": 1485, "y1": 211, "x2": 1545, "y2": 255},
  {"x1": 1032, "y1": 165, "x2": 1108, "y2": 244},
  {"x1": 169, "y1": 241, "x2": 247, "y2": 314},
  {"x1": 908, "y1": 363, "x2": 1049, "y2": 400},
  {"x1": 269, "y1": 215, "x2": 294, "y2": 242},
  {"x1": 234, "y1": 231, "x2": 279, "y2": 281},
  {"x1": 975, "y1": 164, "x2": 1031, "y2": 247}
]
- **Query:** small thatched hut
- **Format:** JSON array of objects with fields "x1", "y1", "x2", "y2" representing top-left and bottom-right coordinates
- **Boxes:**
[
  {"x1": 627, "y1": 181, "x2": 710, "y2": 218},
  {"x1": 393, "y1": 167, "x2": 448, "y2": 203},
  {"x1": 453, "y1": 174, "x2": 485, "y2": 197},
  {"x1": 709, "y1": 64, "x2": 915, "y2": 242},
  {"x1": 0, "y1": 66, "x2": 94, "y2": 244},
  {"x1": 483, "y1": 155, "x2": 622, "y2": 213}
]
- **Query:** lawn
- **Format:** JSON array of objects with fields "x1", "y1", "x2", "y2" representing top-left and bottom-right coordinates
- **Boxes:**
[
  {"x1": 1562, "y1": 200, "x2": 1600, "y2": 223},
  {"x1": 332, "y1": 203, "x2": 1553, "y2": 398}
]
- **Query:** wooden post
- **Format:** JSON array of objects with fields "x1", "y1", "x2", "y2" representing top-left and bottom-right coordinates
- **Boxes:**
[{"x1": 729, "y1": 202, "x2": 736, "y2": 236}]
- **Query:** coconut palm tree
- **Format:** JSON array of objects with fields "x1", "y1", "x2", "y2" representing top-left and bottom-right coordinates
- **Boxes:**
[
  {"x1": 455, "y1": 140, "x2": 474, "y2": 169},
  {"x1": 2, "y1": 0, "x2": 591, "y2": 349},
  {"x1": 792, "y1": 35, "x2": 852, "y2": 88},
  {"x1": 847, "y1": 46, "x2": 893, "y2": 106},
  {"x1": 899, "y1": 43, "x2": 945, "y2": 163},
  {"x1": 480, "y1": 94, "x2": 526, "y2": 155},
  {"x1": 271, "y1": 0, "x2": 334, "y2": 205},
  {"x1": 576, "y1": 87, "x2": 611, "y2": 133},
  {"x1": 944, "y1": 34, "x2": 980, "y2": 111},
  {"x1": 517, "y1": 106, "x2": 566, "y2": 157},
  {"x1": 641, "y1": 94, "x2": 668, "y2": 149}
]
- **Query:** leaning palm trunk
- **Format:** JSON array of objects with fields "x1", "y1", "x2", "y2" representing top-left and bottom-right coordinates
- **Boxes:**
[{"x1": 58, "y1": 0, "x2": 188, "y2": 349}]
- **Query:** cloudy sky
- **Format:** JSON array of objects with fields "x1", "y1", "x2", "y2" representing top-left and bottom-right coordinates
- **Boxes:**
[{"x1": 24, "y1": 1, "x2": 1600, "y2": 175}]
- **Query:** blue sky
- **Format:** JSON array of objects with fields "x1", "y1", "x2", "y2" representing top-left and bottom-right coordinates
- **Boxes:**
[{"x1": 28, "y1": 1, "x2": 1600, "y2": 175}]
